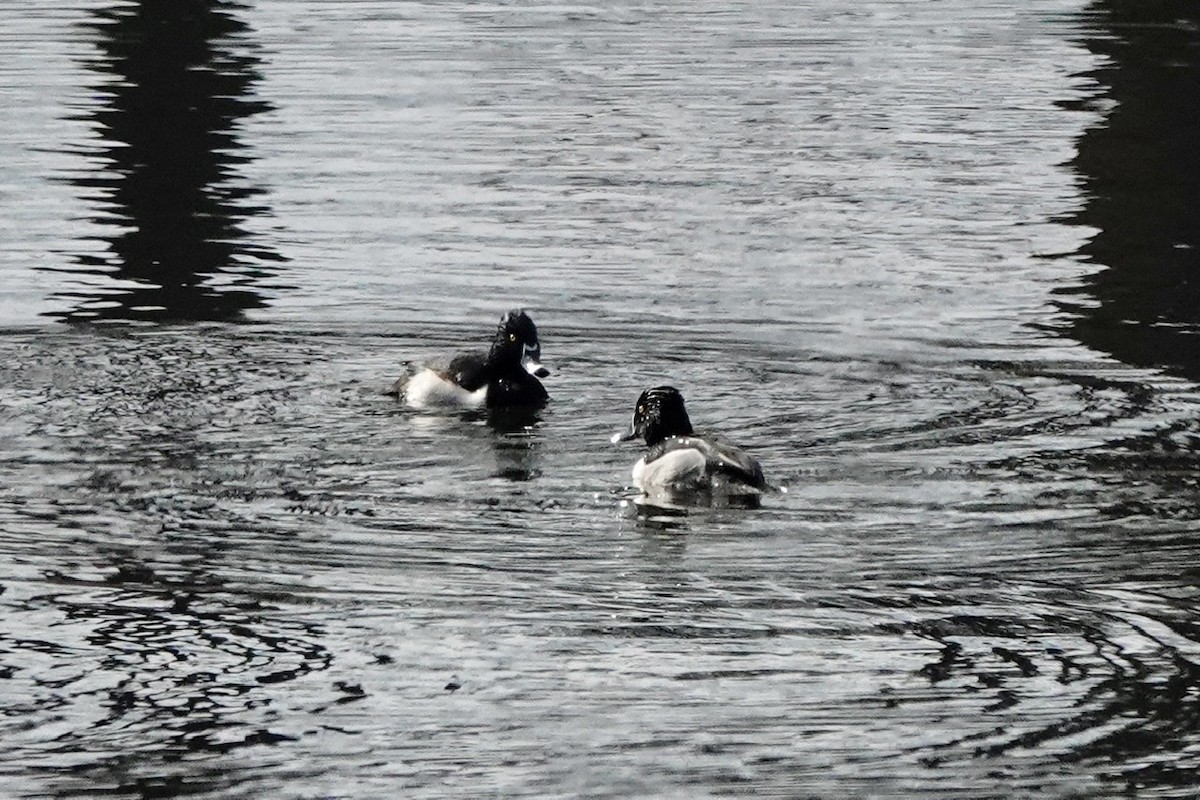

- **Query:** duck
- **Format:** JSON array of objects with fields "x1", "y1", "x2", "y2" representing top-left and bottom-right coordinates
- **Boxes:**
[
  {"x1": 387, "y1": 309, "x2": 550, "y2": 409},
  {"x1": 611, "y1": 386, "x2": 766, "y2": 496}
]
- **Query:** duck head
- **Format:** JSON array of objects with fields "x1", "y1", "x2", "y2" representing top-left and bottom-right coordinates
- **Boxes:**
[
  {"x1": 611, "y1": 385, "x2": 694, "y2": 447},
  {"x1": 491, "y1": 309, "x2": 549, "y2": 378}
]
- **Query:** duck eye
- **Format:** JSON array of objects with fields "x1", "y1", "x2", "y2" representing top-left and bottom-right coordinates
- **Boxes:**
[{"x1": 508, "y1": 333, "x2": 517, "y2": 342}]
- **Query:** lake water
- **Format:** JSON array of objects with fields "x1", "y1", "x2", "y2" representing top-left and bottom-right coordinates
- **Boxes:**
[{"x1": 3, "y1": 0, "x2": 1200, "y2": 797}]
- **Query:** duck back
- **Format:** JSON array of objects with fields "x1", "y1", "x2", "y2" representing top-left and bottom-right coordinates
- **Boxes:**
[{"x1": 640, "y1": 434, "x2": 766, "y2": 492}]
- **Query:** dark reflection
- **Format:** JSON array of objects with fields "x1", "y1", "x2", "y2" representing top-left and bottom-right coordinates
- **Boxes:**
[
  {"x1": 491, "y1": 428, "x2": 543, "y2": 481},
  {"x1": 1057, "y1": 0, "x2": 1200, "y2": 377},
  {"x1": 46, "y1": 0, "x2": 285, "y2": 323},
  {"x1": 630, "y1": 498, "x2": 691, "y2": 531},
  {"x1": 900, "y1": 607, "x2": 1200, "y2": 789},
  {"x1": 633, "y1": 490, "x2": 763, "y2": 514},
  {"x1": 405, "y1": 407, "x2": 546, "y2": 481},
  {"x1": 8, "y1": 549, "x2": 331, "y2": 796},
  {"x1": 486, "y1": 406, "x2": 544, "y2": 436}
]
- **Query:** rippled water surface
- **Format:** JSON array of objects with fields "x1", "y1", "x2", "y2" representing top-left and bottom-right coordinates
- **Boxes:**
[{"x1": 4, "y1": 0, "x2": 1200, "y2": 797}]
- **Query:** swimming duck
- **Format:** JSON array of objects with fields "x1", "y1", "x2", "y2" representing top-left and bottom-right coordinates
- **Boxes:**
[
  {"x1": 388, "y1": 309, "x2": 550, "y2": 409},
  {"x1": 611, "y1": 386, "x2": 766, "y2": 495}
]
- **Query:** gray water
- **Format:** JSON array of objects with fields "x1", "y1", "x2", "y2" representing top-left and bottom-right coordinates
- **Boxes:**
[{"x1": 3, "y1": 0, "x2": 1200, "y2": 797}]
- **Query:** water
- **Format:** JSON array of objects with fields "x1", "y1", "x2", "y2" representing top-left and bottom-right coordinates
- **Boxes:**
[{"x1": 2, "y1": 0, "x2": 1200, "y2": 797}]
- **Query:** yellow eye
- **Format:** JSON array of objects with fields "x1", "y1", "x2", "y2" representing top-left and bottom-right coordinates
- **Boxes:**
[{"x1": 508, "y1": 333, "x2": 517, "y2": 342}]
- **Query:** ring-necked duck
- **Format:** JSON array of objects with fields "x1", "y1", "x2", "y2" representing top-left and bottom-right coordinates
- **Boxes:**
[
  {"x1": 611, "y1": 386, "x2": 766, "y2": 496},
  {"x1": 388, "y1": 309, "x2": 550, "y2": 409}
]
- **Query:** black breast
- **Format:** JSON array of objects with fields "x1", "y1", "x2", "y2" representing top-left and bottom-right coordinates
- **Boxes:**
[{"x1": 487, "y1": 369, "x2": 548, "y2": 408}]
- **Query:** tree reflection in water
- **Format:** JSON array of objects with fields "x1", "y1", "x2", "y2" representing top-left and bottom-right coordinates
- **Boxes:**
[
  {"x1": 1058, "y1": 0, "x2": 1200, "y2": 378},
  {"x1": 47, "y1": 0, "x2": 286, "y2": 322}
]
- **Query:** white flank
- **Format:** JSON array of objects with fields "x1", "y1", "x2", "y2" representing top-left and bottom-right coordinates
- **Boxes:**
[
  {"x1": 632, "y1": 449, "x2": 707, "y2": 490},
  {"x1": 404, "y1": 370, "x2": 487, "y2": 409}
]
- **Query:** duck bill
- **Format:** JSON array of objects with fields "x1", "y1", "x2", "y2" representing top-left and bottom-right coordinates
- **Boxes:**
[
  {"x1": 522, "y1": 345, "x2": 550, "y2": 378},
  {"x1": 610, "y1": 426, "x2": 638, "y2": 444}
]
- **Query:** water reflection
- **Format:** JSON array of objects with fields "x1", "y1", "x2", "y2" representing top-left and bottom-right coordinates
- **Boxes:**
[
  {"x1": 886, "y1": 589, "x2": 1200, "y2": 790},
  {"x1": 407, "y1": 406, "x2": 546, "y2": 482},
  {"x1": 47, "y1": 0, "x2": 285, "y2": 322},
  {"x1": 486, "y1": 406, "x2": 545, "y2": 438},
  {"x1": 630, "y1": 491, "x2": 763, "y2": 524},
  {"x1": 5, "y1": 547, "x2": 330, "y2": 796},
  {"x1": 1059, "y1": 0, "x2": 1200, "y2": 378},
  {"x1": 490, "y1": 430, "x2": 543, "y2": 481}
]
